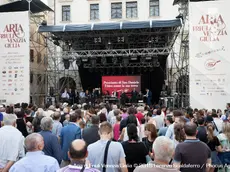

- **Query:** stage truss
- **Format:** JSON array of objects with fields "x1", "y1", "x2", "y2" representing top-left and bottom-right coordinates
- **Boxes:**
[{"x1": 169, "y1": 0, "x2": 189, "y2": 108}]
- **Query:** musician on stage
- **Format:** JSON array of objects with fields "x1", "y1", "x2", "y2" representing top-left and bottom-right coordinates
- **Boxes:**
[
  {"x1": 131, "y1": 88, "x2": 138, "y2": 104},
  {"x1": 79, "y1": 89, "x2": 86, "y2": 104},
  {"x1": 61, "y1": 88, "x2": 69, "y2": 103},
  {"x1": 145, "y1": 88, "x2": 152, "y2": 106},
  {"x1": 112, "y1": 90, "x2": 118, "y2": 97}
]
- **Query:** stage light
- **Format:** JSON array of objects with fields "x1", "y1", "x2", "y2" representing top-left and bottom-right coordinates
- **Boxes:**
[
  {"x1": 145, "y1": 56, "x2": 152, "y2": 60},
  {"x1": 82, "y1": 57, "x2": 88, "y2": 62},
  {"x1": 131, "y1": 55, "x2": 137, "y2": 61}
]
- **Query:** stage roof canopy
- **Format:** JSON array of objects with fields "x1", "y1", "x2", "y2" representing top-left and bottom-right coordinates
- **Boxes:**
[
  {"x1": 173, "y1": 0, "x2": 213, "y2": 5},
  {"x1": 38, "y1": 19, "x2": 182, "y2": 33},
  {"x1": 0, "y1": 0, "x2": 53, "y2": 13}
]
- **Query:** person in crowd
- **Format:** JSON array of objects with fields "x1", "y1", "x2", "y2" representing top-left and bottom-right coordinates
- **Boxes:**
[
  {"x1": 99, "y1": 112, "x2": 107, "y2": 124},
  {"x1": 173, "y1": 123, "x2": 186, "y2": 148},
  {"x1": 134, "y1": 136, "x2": 179, "y2": 172},
  {"x1": 60, "y1": 112, "x2": 82, "y2": 167},
  {"x1": 82, "y1": 116, "x2": 100, "y2": 145},
  {"x1": 135, "y1": 106, "x2": 144, "y2": 124},
  {"x1": 39, "y1": 117, "x2": 62, "y2": 164},
  {"x1": 120, "y1": 107, "x2": 137, "y2": 132},
  {"x1": 119, "y1": 115, "x2": 140, "y2": 141},
  {"x1": 145, "y1": 88, "x2": 152, "y2": 106},
  {"x1": 206, "y1": 123, "x2": 222, "y2": 172},
  {"x1": 52, "y1": 112, "x2": 63, "y2": 138},
  {"x1": 122, "y1": 123, "x2": 148, "y2": 172},
  {"x1": 196, "y1": 116, "x2": 208, "y2": 143},
  {"x1": 173, "y1": 122, "x2": 211, "y2": 172},
  {"x1": 152, "y1": 109, "x2": 164, "y2": 131},
  {"x1": 61, "y1": 88, "x2": 70, "y2": 103},
  {"x1": 139, "y1": 118, "x2": 146, "y2": 140},
  {"x1": 58, "y1": 139, "x2": 100, "y2": 172},
  {"x1": 15, "y1": 111, "x2": 28, "y2": 137},
  {"x1": 107, "y1": 104, "x2": 118, "y2": 124},
  {"x1": 9, "y1": 133, "x2": 59, "y2": 172},
  {"x1": 142, "y1": 123, "x2": 157, "y2": 161},
  {"x1": 110, "y1": 109, "x2": 121, "y2": 126},
  {"x1": 0, "y1": 114, "x2": 25, "y2": 172},
  {"x1": 63, "y1": 114, "x2": 70, "y2": 126},
  {"x1": 212, "y1": 112, "x2": 223, "y2": 133},
  {"x1": 113, "y1": 116, "x2": 122, "y2": 141},
  {"x1": 217, "y1": 122, "x2": 230, "y2": 168},
  {"x1": 32, "y1": 108, "x2": 45, "y2": 132},
  {"x1": 45, "y1": 105, "x2": 55, "y2": 117},
  {"x1": 87, "y1": 122, "x2": 128, "y2": 172},
  {"x1": 146, "y1": 111, "x2": 157, "y2": 127},
  {"x1": 165, "y1": 110, "x2": 184, "y2": 140},
  {"x1": 158, "y1": 115, "x2": 173, "y2": 136}
]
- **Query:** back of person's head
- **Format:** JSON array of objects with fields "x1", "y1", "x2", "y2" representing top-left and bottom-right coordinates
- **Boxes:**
[
  {"x1": 99, "y1": 113, "x2": 107, "y2": 123},
  {"x1": 146, "y1": 111, "x2": 152, "y2": 117},
  {"x1": 152, "y1": 136, "x2": 174, "y2": 162},
  {"x1": 166, "y1": 116, "x2": 173, "y2": 124},
  {"x1": 127, "y1": 123, "x2": 138, "y2": 142},
  {"x1": 91, "y1": 115, "x2": 100, "y2": 125},
  {"x1": 114, "y1": 109, "x2": 120, "y2": 116},
  {"x1": 211, "y1": 113, "x2": 218, "y2": 118},
  {"x1": 141, "y1": 118, "x2": 146, "y2": 124},
  {"x1": 116, "y1": 115, "x2": 122, "y2": 122},
  {"x1": 128, "y1": 107, "x2": 136, "y2": 115},
  {"x1": 3, "y1": 114, "x2": 17, "y2": 126},
  {"x1": 70, "y1": 112, "x2": 82, "y2": 122},
  {"x1": 173, "y1": 110, "x2": 184, "y2": 117},
  {"x1": 222, "y1": 122, "x2": 230, "y2": 141},
  {"x1": 174, "y1": 123, "x2": 186, "y2": 142},
  {"x1": 69, "y1": 139, "x2": 87, "y2": 160},
  {"x1": 52, "y1": 112, "x2": 61, "y2": 120},
  {"x1": 40, "y1": 117, "x2": 53, "y2": 131},
  {"x1": 207, "y1": 123, "x2": 215, "y2": 141},
  {"x1": 99, "y1": 122, "x2": 113, "y2": 135},
  {"x1": 15, "y1": 111, "x2": 24, "y2": 118},
  {"x1": 197, "y1": 117, "x2": 205, "y2": 125},
  {"x1": 127, "y1": 114, "x2": 137, "y2": 126},
  {"x1": 156, "y1": 109, "x2": 161, "y2": 115},
  {"x1": 145, "y1": 123, "x2": 157, "y2": 141},
  {"x1": 184, "y1": 122, "x2": 197, "y2": 136},
  {"x1": 25, "y1": 133, "x2": 44, "y2": 152}
]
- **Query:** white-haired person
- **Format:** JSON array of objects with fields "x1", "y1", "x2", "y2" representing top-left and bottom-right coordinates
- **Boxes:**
[
  {"x1": 9, "y1": 133, "x2": 59, "y2": 172},
  {"x1": 134, "y1": 136, "x2": 179, "y2": 172},
  {"x1": 32, "y1": 108, "x2": 45, "y2": 132},
  {"x1": 0, "y1": 114, "x2": 25, "y2": 172}
]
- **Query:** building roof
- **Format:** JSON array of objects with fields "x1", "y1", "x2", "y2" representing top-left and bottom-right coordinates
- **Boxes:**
[
  {"x1": 38, "y1": 19, "x2": 182, "y2": 33},
  {"x1": 0, "y1": 0, "x2": 53, "y2": 13}
]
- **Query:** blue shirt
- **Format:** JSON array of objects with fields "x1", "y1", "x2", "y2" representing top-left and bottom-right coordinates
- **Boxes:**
[
  {"x1": 9, "y1": 151, "x2": 59, "y2": 172},
  {"x1": 0, "y1": 112, "x2": 3, "y2": 128},
  {"x1": 60, "y1": 123, "x2": 81, "y2": 161},
  {"x1": 39, "y1": 131, "x2": 62, "y2": 164}
]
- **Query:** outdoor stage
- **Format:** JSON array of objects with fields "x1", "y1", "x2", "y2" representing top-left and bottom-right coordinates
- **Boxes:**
[{"x1": 38, "y1": 19, "x2": 182, "y2": 104}]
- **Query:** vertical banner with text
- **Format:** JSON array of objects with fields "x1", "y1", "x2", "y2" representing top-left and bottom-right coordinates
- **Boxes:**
[
  {"x1": 189, "y1": 1, "x2": 230, "y2": 110},
  {"x1": 0, "y1": 12, "x2": 30, "y2": 104}
]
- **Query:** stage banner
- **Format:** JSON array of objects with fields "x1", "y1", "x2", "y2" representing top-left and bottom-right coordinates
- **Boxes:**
[
  {"x1": 0, "y1": 12, "x2": 30, "y2": 104},
  {"x1": 189, "y1": 1, "x2": 230, "y2": 110},
  {"x1": 102, "y1": 76, "x2": 141, "y2": 96}
]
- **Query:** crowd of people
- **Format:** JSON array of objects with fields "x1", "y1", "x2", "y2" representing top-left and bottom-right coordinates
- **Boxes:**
[{"x1": 0, "y1": 102, "x2": 230, "y2": 172}]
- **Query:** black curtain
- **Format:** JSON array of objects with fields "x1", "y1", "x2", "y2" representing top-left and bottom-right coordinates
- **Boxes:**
[{"x1": 78, "y1": 57, "x2": 166, "y2": 103}]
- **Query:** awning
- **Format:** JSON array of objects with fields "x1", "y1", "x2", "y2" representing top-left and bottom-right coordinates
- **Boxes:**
[
  {"x1": 38, "y1": 19, "x2": 182, "y2": 33},
  {"x1": 0, "y1": 0, "x2": 53, "y2": 13}
]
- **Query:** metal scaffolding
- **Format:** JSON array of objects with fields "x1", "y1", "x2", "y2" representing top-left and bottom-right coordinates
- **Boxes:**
[{"x1": 169, "y1": 0, "x2": 189, "y2": 108}]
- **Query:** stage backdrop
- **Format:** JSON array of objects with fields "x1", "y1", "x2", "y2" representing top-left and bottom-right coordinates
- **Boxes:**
[
  {"x1": 0, "y1": 12, "x2": 30, "y2": 104},
  {"x1": 189, "y1": 1, "x2": 230, "y2": 110},
  {"x1": 102, "y1": 76, "x2": 141, "y2": 95}
]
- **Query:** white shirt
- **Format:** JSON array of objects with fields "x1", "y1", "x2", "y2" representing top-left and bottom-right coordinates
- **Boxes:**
[
  {"x1": 61, "y1": 91, "x2": 69, "y2": 99},
  {"x1": 153, "y1": 115, "x2": 164, "y2": 129},
  {"x1": 213, "y1": 118, "x2": 223, "y2": 132},
  {"x1": 46, "y1": 110, "x2": 54, "y2": 118},
  {"x1": 0, "y1": 126, "x2": 25, "y2": 167}
]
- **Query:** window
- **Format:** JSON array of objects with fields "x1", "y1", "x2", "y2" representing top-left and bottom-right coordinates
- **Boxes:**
[
  {"x1": 37, "y1": 52, "x2": 42, "y2": 64},
  {"x1": 150, "y1": 0, "x2": 159, "y2": 16},
  {"x1": 126, "y1": 2, "x2": 137, "y2": 18},
  {"x1": 30, "y1": 49, "x2": 34, "y2": 62},
  {"x1": 111, "y1": 3, "x2": 122, "y2": 19},
  {"x1": 90, "y1": 4, "x2": 99, "y2": 20},
  {"x1": 62, "y1": 5, "x2": 70, "y2": 21}
]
